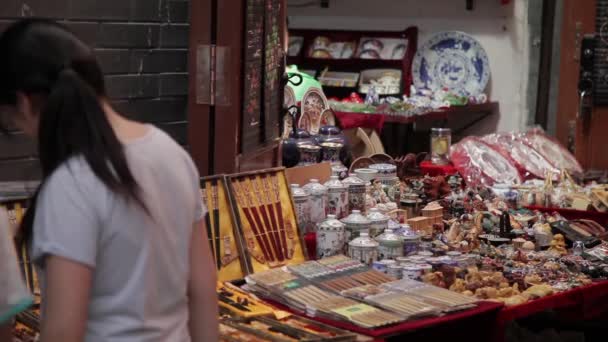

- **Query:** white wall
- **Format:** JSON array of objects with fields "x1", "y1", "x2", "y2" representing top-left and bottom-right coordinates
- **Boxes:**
[{"x1": 288, "y1": 0, "x2": 530, "y2": 133}]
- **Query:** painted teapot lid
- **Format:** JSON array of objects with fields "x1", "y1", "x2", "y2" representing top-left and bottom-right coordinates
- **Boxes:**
[
  {"x1": 375, "y1": 228, "x2": 403, "y2": 244},
  {"x1": 341, "y1": 210, "x2": 371, "y2": 225},
  {"x1": 342, "y1": 173, "x2": 365, "y2": 185},
  {"x1": 349, "y1": 231, "x2": 378, "y2": 248},
  {"x1": 367, "y1": 208, "x2": 390, "y2": 222},
  {"x1": 318, "y1": 214, "x2": 345, "y2": 230},
  {"x1": 324, "y1": 175, "x2": 346, "y2": 189},
  {"x1": 303, "y1": 179, "x2": 327, "y2": 195},
  {"x1": 290, "y1": 184, "x2": 310, "y2": 198}
]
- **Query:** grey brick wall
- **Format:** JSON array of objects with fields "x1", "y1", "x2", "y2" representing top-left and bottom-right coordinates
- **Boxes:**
[{"x1": 0, "y1": 0, "x2": 190, "y2": 181}]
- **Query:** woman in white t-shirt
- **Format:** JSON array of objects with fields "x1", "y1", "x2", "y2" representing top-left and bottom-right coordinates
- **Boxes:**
[{"x1": 0, "y1": 19, "x2": 218, "y2": 341}]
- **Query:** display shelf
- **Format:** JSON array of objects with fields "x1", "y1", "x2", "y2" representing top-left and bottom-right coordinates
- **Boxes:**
[
  {"x1": 334, "y1": 102, "x2": 499, "y2": 128},
  {"x1": 287, "y1": 27, "x2": 418, "y2": 98}
]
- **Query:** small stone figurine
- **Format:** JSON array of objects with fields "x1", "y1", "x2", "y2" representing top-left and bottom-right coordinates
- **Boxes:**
[{"x1": 548, "y1": 234, "x2": 567, "y2": 256}]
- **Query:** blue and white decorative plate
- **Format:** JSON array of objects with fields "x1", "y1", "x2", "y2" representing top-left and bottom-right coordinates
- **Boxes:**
[{"x1": 412, "y1": 31, "x2": 490, "y2": 97}]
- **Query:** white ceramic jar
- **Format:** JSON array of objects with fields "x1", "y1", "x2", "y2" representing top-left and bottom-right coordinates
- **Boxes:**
[
  {"x1": 375, "y1": 228, "x2": 404, "y2": 260},
  {"x1": 348, "y1": 231, "x2": 379, "y2": 265},
  {"x1": 290, "y1": 184, "x2": 312, "y2": 233},
  {"x1": 341, "y1": 210, "x2": 371, "y2": 243},
  {"x1": 366, "y1": 208, "x2": 390, "y2": 238},
  {"x1": 324, "y1": 176, "x2": 348, "y2": 219},
  {"x1": 316, "y1": 214, "x2": 346, "y2": 259},
  {"x1": 342, "y1": 173, "x2": 366, "y2": 213},
  {"x1": 303, "y1": 179, "x2": 328, "y2": 226}
]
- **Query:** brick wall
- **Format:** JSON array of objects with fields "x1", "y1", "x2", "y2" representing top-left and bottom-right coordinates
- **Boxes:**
[{"x1": 0, "y1": 0, "x2": 190, "y2": 181}]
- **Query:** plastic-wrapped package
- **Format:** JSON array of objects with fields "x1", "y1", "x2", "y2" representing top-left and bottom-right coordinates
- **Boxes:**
[
  {"x1": 0, "y1": 207, "x2": 32, "y2": 323},
  {"x1": 450, "y1": 137, "x2": 523, "y2": 187},
  {"x1": 482, "y1": 133, "x2": 560, "y2": 180},
  {"x1": 519, "y1": 129, "x2": 583, "y2": 175}
]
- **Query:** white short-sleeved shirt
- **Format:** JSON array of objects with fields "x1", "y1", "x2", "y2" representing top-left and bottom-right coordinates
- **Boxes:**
[{"x1": 31, "y1": 126, "x2": 205, "y2": 342}]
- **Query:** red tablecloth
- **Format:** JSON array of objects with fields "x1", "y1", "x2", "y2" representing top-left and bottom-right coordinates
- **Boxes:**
[
  {"x1": 334, "y1": 112, "x2": 386, "y2": 132},
  {"x1": 265, "y1": 299, "x2": 503, "y2": 339},
  {"x1": 420, "y1": 161, "x2": 459, "y2": 177},
  {"x1": 493, "y1": 281, "x2": 608, "y2": 341}
]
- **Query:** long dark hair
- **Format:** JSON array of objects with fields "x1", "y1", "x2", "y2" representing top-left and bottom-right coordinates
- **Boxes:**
[{"x1": 0, "y1": 19, "x2": 144, "y2": 243}]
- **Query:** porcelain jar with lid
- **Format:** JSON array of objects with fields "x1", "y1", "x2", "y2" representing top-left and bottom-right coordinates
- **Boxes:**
[
  {"x1": 303, "y1": 179, "x2": 328, "y2": 226},
  {"x1": 375, "y1": 228, "x2": 404, "y2": 260},
  {"x1": 348, "y1": 231, "x2": 379, "y2": 265},
  {"x1": 324, "y1": 176, "x2": 348, "y2": 219},
  {"x1": 340, "y1": 210, "x2": 371, "y2": 242},
  {"x1": 316, "y1": 214, "x2": 346, "y2": 259},
  {"x1": 342, "y1": 173, "x2": 366, "y2": 213},
  {"x1": 369, "y1": 163, "x2": 397, "y2": 184},
  {"x1": 297, "y1": 144, "x2": 321, "y2": 166},
  {"x1": 290, "y1": 184, "x2": 313, "y2": 233},
  {"x1": 366, "y1": 208, "x2": 390, "y2": 238},
  {"x1": 394, "y1": 224, "x2": 421, "y2": 256}
]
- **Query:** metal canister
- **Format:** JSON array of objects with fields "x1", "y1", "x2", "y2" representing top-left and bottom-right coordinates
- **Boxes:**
[
  {"x1": 303, "y1": 179, "x2": 328, "y2": 226},
  {"x1": 290, "y1": 184, "x2": 312, "y2": 233},
  {"x1": 324, "y1": 176, "x2": 348, "y2": 219}
]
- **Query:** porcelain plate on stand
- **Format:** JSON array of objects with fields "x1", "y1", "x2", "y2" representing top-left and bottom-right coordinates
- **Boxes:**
[{"x1": 412, "y1": 31, "x2": 490, "y2": 97}]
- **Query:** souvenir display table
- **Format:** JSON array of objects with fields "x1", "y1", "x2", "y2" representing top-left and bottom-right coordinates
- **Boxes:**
[
  {"x1": 265, "y1": 297, "x2": 503, "y2": 340},
  {"x1": 492, "y1": 280, "x2": 608, "y2": 342}
]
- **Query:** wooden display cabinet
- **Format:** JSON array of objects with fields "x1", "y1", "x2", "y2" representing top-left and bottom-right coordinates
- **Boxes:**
[{"x1": 188, "y1": 0, "x2": 286, "y2": 176}]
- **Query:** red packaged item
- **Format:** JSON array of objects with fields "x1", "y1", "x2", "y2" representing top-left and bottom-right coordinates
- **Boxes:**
[
  {"x1": 519, "y1": 129, "x2": 583, "y2": 175},
  {"x1": 482, "y1": 133, "x2": 560, "y2": 180},
  {"x1": 450, "y1": 137, "x2": 523, "y2": 187}
]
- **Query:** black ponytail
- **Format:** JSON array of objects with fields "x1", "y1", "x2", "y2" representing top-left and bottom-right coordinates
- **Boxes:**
[{"x1": 0, "y1": 19, "x2": 145, "y2": 244}]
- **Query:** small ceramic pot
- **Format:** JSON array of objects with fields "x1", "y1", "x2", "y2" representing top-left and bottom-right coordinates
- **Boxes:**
[
  {"x1": 354, "y1": 168, "x2": 379, "y2": 183},
  {"x1": 341, "y1": 210, "x2": 371, "y2": 243},
  {"x1": 324, "y1": 176, "x2": 348, "y2": 219},
  {"x1": 387, "y1": 263, "x2": 403, "y2": 279},
  {"x1": 316, "y1": 214, "x2": 346, "y2": 259},
  {"x1": 297, "y1": 144, "x2": 321, "y2": 166},
  {"x1": 401, "y1": 263, "x2": 423, "y2": 280},
  {"x1": 366, "y1": 208, "x2": 390, "y2": 238},
  {"x1": 303, "y1": 179, "x2": 328, "y2": 226},
  {"x1": 375, "y1": 228, "x2": 404, "y2": 260},
  {"x1": 348, "y1": 231, "x2": 378, "y2": 265},
  {"x1": 369, "y1": 163, "x2": 397, "y2": 180}
]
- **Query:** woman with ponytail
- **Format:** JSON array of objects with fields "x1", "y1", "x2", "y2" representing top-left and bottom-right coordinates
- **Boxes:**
[{"x1": 0, "y1": 19, "x2": 218, "y2": 341}]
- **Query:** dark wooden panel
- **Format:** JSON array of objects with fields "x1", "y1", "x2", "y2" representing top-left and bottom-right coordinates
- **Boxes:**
[
  {"x1": 0, "y1": 159, "x2": 41, "y2": 182},
  {"x1": 187, "y1": 0, "x2": 212, "y2": 175},
  {"x1": 0, "y1": 133, "x2": 36, "y2": 159},
  {"x1": 240, "y1": 0, "x2": 264, "y2": 153},
  {"x1": 262, "y1": 0, "x2": 282, "y2": 143},
  {"x1": 214, "y1": 0, "x2": 244, "y2": 173}
]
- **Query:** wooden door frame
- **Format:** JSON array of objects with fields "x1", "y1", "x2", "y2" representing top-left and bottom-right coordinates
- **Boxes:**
[
  {"x1": 554, "y1": 0, "x2": 596, "y2": 166},
  {"x1": 187, "y1": 0, "x2": 213, "y2": 176}
]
